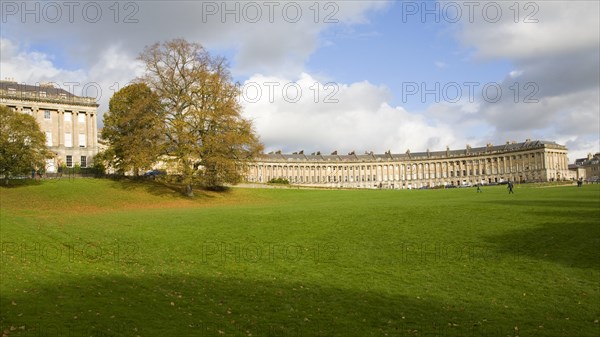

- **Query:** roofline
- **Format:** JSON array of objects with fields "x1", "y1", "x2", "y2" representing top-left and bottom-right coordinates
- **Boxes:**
[
  {"x1": 257, "y1": 140, "x2": 567, "y2": 163},
  {"x1": 0, "y1": 81, "x2": 99, "y2": 108}
]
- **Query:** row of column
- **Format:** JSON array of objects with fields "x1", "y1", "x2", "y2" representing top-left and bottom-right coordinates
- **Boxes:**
[
  {"x1": 10, "y1": 104, "x2": 98, "y2": 169},
  {"x1": 247, "y1": 150, "x2": 570, "y2": 186},
  {"x1": 50, "y1": 108, "x2": 97, "y2": 150}
]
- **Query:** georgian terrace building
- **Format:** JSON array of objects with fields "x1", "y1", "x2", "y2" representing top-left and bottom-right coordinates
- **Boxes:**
[
  {"x1": 245, "y1": 140, "x2": 570, "y2": 189},
  {"x1": 0, "y1": 80, "x2": 99, "y2": 172}
]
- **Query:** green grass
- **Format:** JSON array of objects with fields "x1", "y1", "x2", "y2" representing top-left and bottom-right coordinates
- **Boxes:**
[{"x1": 1, "y1": 179, "x2": 599, "y2": 336}]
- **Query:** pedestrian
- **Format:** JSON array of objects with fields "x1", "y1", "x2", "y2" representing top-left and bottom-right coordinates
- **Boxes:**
[
  {"x1": 476, "y1": 183, "x2": 482, "y2": 193},
  {"x1": 507, "y1": 181, "x2": 514, "y2": 194}
]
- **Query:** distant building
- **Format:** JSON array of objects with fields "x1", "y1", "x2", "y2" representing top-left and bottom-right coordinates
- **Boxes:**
[
  {"x1": 0, "y1": 80, "x2": 99, "y2": 172},
  {"x1": 569, "y1": 153, "x2": 600, "y2": 182},
  {"x1": 245, "y1": 140, "x2": 570, "y2": 189}
]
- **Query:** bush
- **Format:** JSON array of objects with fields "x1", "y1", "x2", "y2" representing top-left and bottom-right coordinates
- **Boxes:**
[
  {"x1": 92, "y1": 162, "x2": 106, "y2": 176},
  {"x1": 268, "y1": 178, "x2": 290, "y2": 185}
]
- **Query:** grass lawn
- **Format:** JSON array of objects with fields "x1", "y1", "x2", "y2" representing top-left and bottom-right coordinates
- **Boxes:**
[{"x1": 1, "y1": 178, "x2": 599, "y2": 336}]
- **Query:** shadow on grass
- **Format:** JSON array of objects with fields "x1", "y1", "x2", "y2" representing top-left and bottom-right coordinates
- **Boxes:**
[
  {"x1": 481, "y1": 198, "x2": 600, "y2": 270},
  {"x1": 484, "y1": 193, "x2": 600, "y2": 270},
  {"x1": 483, "y1": 199, "x2": 600, "y2": 209},
  {"x1": 107, "y1": 177, "x2": 232, "y2": 200},
  {"x1": 0, "y1": 178, "x2": 43, "y2": 188},
  {"x1": 484, "y1": 220, "x2": 600, "y2": 270},
  {"x1": 0, "y1": 273, "x2": 569, "y2": 337}
]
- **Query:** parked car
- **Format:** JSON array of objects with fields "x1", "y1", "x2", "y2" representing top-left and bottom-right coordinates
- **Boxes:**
[{"x1": 144, "y1": 170, "x2": 166, "y2": 178}]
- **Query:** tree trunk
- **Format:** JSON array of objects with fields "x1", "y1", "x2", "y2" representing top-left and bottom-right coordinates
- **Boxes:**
[
  {"x1": 185, "y1": 184, "x2": 194, "y2": 197},
  {"x1": 4, "y1": 177, "x2": 8, "y2": 186}
]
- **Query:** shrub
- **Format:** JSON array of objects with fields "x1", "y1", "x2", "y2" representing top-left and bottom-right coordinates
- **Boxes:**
[{"x1": 268, "y1": 178, "x2": 290, "y2": 185}]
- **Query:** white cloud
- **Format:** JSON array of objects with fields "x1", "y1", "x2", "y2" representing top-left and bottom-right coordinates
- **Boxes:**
[
  {"x1": 1, "y1": 0, "x2": 390, "y2": 117},
  {"x1": 0, "y1": 38, "x2": 86, "y2": 83},
  {"x1": 509, "y1": 70, "x2": 522, "y2": 78},
  {"x1": 457, "y1": 1, "x2": 599, "y2": 61},
  {"x1": 241, "y1": 73, "x2": 468, "y2": 154},
  {"x1": 1, "y1": 38, "x2": 145, "y2": 121},
  {"x1": 2, "y1": 0, "x2": 597, "y2": 162},
  {"x1": 1, "y1": 1, "x2": 389, "y2": 78},
  {"x1": 453, "y1": 0, "x2": 600, "y2": 161}
]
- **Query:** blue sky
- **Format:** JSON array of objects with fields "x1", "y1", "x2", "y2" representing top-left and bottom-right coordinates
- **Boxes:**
[
  {"x1": 304, "y1": 3, "x2": 514, "y2": 110},
  {"x1": 1, "y1": 1, "x2": 598, "y2": 160}
]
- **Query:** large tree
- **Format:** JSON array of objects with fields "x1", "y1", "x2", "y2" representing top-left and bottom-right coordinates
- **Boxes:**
[
  {"x1": 138, "y1": 39, "x2": 263, "y2": 196},
  {"x1": 0, "y1": 105, "x2": 54, "y2": 185},
  {"x1": 100, "y1": 83, "x2": 164, "y2": 176}
]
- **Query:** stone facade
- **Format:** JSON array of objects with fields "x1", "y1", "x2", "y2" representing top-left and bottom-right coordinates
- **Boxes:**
[
  {"x1": 569, "y1": 153, "x2": 600, "y2": 182},
  {"x1": 0, "y1": 81, "x2": 99, "y2": 172},
  {"x1": 245, "y1": 140, "x2": 570, "y2": 189}
]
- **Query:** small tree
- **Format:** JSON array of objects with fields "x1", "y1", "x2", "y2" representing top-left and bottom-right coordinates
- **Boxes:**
[
  {"x1": 0, "y1": 105, "x2": 54, "y2": 185},
  {"x1": 100, "y1": 83, "x2": 165, "y2": 176}
]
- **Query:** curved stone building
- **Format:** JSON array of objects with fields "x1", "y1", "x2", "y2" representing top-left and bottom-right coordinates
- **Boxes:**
[{"x1": 245, "y1": 140, "x2": 569, "y2": 189}]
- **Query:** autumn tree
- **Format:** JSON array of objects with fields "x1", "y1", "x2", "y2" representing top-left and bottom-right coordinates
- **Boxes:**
[
  {"x1": 100, "y1": 83, "x2": 164, "y2": 176},
  {"x1": 138, "y1": 39, "x2": 263, "y2": 196},
  {"x1": 0, "y1": 105, "x2": 54, "y2": 185}
]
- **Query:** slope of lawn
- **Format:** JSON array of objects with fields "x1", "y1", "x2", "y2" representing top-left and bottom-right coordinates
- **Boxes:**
[{"x1": 1, "y1": 178, "x2": 599, "y2": 336}]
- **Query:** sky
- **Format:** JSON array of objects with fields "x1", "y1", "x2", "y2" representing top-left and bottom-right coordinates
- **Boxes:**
[{"x1": 1, "y1": 0, "x2": 598, "y2": 161}]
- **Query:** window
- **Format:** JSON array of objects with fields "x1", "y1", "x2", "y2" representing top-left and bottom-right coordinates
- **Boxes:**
[
  {"x1": 66, "y1": 155, "x2": 73, "y2": 167},
  {"x1": 44, "y1": 110, "x2": 51, "y2": 120},
  {"x1": 80, "y1": 156, "x2": 87, "y2": 168},
  {"x1": 65, "y1": 133, "x2": 72, "y2": 147},
  {"x1": 78, "y1": 134, "x2": 86, "y2": 148},
  {"x1": 64, "y1": 112, "x2": 72, "y2": 122},
  {"x1": 45, "y1": 132, "x2": 52, "y2": 146},
  {"x1": 40, "y1": 91, "x2": 47, "y2": 98},
  {"x1": 22, "y1": 108, "x2": 32, "y2": 115},
  {"x1": 78, "y1": 113, "x2": 86, "y2": 123}
]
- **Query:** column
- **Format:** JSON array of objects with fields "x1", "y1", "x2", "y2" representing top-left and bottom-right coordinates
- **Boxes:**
[{"x1": 57, "y1": 109, "x2": 64, "y2": 147}]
